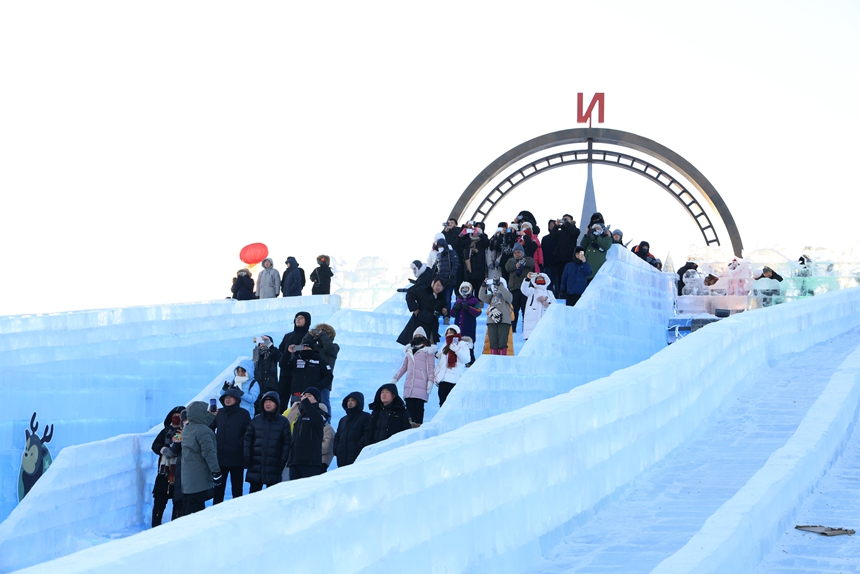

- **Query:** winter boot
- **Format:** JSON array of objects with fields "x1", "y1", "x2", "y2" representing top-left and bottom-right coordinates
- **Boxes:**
[{"x1": 500, "y1": 348, "x2": 508, "y2": 356}]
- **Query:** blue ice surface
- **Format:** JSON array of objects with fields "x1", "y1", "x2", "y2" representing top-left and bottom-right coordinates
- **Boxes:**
[
  {"x1": 0, "y1": 296, "x2": 341, "y2": 524},
  {"x1": 3, "y1": 248, "x2": 860, "y2": 573}
]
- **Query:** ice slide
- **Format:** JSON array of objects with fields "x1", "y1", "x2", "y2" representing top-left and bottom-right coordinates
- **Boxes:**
[
  {"x1": 9, "y1": 252, "x2": 860, "y2": 573},
  {"x1": 17, "y1": 285, "x2": 858, "y2": 574},
  {"x1": 0, "y1": 246, "x2": 673, "y2": 572},
  {"x1": 358, "y1": 245, "x2": 674, "y2": 459}
]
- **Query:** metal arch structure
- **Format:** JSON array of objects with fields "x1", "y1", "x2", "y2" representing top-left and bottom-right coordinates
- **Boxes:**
[{"x1": 449, "y1": 128, "x2": 744, "y2": 257}]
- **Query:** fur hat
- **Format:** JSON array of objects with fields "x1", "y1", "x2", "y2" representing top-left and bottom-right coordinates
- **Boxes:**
[
  {"x1": 314, "y1": 323, "x2": 336, "y2": 340},
  {"x1": 458, "y1": 282, "x2": 473, "y2": 296},
  {"x1": 316, "y1": 255, "x2": 330, "y2": 266}
]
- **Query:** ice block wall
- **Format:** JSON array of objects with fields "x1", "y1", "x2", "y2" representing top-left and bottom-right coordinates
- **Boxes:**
[
  {"x1": 359, "y1": 245, "x2": 673, "y2": 459},
  {"x1": 0, "y1": 296, "x2": 340, "y2": 523},
  {"x1": 13, "y1": 286, "x2": 860, "y2": 574},
  {"x1": 0, "y1": 361, "x2": 241, "y2": 573}
]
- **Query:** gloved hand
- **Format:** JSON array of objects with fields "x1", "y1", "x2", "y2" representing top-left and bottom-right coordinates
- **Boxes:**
[
  {"x1": 222, "y1": 381, "x2": 231, "y2": 391},
  {"x1": 212, "y1": 473, "x2": 223, "y2": 487}
]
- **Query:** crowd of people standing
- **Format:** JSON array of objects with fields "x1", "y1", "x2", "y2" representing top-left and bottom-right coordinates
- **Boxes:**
[
  {"x1": 230, "y1": 255, "x2": 334, "y2": 301},
  {"x1": 154, "y1": 209, "x2": 664, "y2": 525}
]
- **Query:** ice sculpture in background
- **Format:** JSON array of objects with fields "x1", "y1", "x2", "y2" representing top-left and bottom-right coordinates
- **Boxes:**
[{"x1": 332, "y1": 256, "x2": 411, "y2": 311}]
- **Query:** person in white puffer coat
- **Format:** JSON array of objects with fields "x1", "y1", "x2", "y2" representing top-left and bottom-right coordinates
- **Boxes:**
[
  {"x1": 256, "y1": 258, "x2": 281, "y2": 299},
  {"x1": 434, "y1": 325, "x2": 472, "y2": 407},
  {"x1": 520, "y1": 272, "x2": 556, "y2": 340},
  {"x1": 390, "y1": 327, "x2": 437, "y2": 427}
]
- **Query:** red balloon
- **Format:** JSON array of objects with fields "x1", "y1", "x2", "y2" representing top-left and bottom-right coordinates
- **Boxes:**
[{"x1": 239, "y1": 243, "x2": 268, "y2": 265}]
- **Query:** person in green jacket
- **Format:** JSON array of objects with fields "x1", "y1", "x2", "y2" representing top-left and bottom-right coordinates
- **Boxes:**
[
  {"x1": 580, "y1": 220, "x2": 613, "y2": 282},
  {"x1": 504, "y1": 243, "x2": 535, "y2": 333},
  {"x1": 181, "y1": 401, "x2": 221, "y2": 516}
]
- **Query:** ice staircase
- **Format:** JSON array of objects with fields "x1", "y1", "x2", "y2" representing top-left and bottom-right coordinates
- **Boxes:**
[
  {"x1": 0, "y1": 247, "x2": 676, "y2": 572},
  {"x1": 0, "y1": 296, "x2": 341, "y2": 523},
  {"x1": 16, "y1": 249, "x2": 859, "y2": 573}
]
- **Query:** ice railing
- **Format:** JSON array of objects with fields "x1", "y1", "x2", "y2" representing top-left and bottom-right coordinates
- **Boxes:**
[{"x1": 15, "y1": 278, "x2": 860, "y2": 574}]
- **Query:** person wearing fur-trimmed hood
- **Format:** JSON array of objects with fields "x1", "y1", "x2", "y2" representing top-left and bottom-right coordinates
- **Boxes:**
[
  {"x1": 310, "y1": 255, "x2": 334, "y2": 295},
  {"x1": 435, "y1": 324, "x2": 472, "y2": 407},
  {"x1": 520, "y1": 272, "x2": 556, "y2": 340},
  {"x1": 231, "y1": 268, "x2": 255, "y2": 301},
  {"x1": 391, "y1": 326, "x2": 436, "y2": 426},
  {"x1": 451, "y1": 282, "x2": 481, "y2": 366},
  {"x1": 256, "y1": 258, "x2": 280, "y2": 299}
]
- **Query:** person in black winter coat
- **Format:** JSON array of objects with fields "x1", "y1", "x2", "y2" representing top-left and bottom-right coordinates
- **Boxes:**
[
  {"x1": 288, "y1": 387, "x2": 328, "y2": 480},
  {"x1": 396, "y1": 279, "x2": 445, "y2": 345},
  {"x1": 253, "y1": 335, "x2": 281, "y2": 396},
  {"x1": 278, "y1": 312, "x2": 311, "y2": 404},
  {"x1": 281, "y1": 256, "x2": 304, "y2": 297},
  {"x1": 455, "y1": 223, "x2": 490, "y2": 295},
  {"x1": 286, "y1": 337, "x2": 333, "y2": 407},
  {"x1": 210, "y1": 387, "x2": 251, "y2": 504},
  {"x1": 244, "y1": 391, "x2": 290, "y2": 493},
  {"x1": 310, "y1": 255, "x2": 334, "y2": 295},
  {"x1": 541, "y1": 220, "x2": 559, "y2": 294},
  {"x1": 150, "y1": 405, "x2": 185, "y2": 527},
  {"x1": 231, "y1": 268, "x2": 255, "y2": 301},
  {"x1": 368, "y1": 383, "x2": 413, "y2": 445},
  {"x1": 552, "y1": 215, "x2": 581, "y2": 265},
  {"x1": 333, "y1": 391, "x2": 372, "y2": 467},
  {"x1": 515, "y1": 210, "x2": 541, "y2": 235}
]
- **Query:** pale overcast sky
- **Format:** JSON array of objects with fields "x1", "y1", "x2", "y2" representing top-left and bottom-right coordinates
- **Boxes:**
[{"x1": 1, "y1": 0, "x2": 857, "y2": 315}]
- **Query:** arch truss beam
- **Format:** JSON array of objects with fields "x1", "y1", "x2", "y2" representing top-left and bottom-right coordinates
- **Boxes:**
[{"x1": 449, "y1": 128, "x2": 743, "y2": 257}]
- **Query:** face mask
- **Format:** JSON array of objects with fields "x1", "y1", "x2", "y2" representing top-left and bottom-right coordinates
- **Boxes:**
[
  {"x1": 410, "y1": 336, "x2": 426, "y2": 346},
  {"x1": 438, "y1": 247, "x2": 445, "y2": 253}
]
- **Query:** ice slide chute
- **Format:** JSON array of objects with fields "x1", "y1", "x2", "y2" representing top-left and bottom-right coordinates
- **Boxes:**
[{"x1": 11, "y1": 280, "x2": 860, "y2": 573}]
